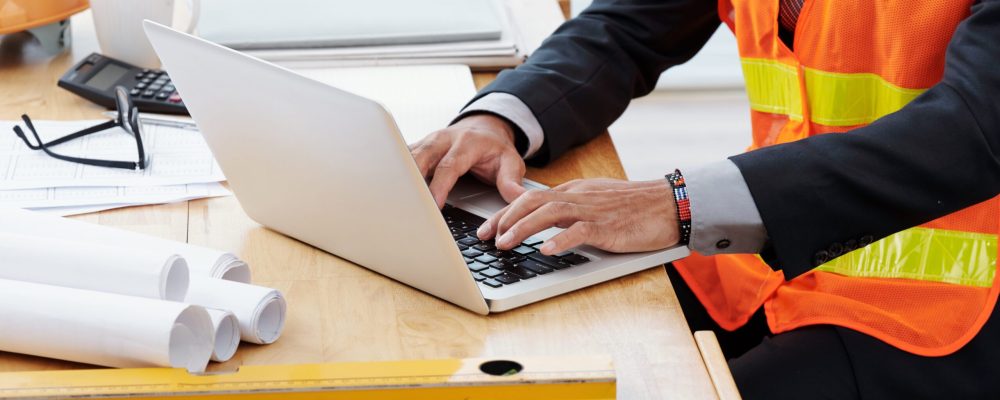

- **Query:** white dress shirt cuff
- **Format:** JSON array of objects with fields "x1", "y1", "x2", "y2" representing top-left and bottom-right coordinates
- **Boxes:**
[
  {"x1": 457, "y1": 93, "x2": 544, "y2": 158},
  {"x1": 684, "y1": 159, "x2": 768, "y2": 255}
]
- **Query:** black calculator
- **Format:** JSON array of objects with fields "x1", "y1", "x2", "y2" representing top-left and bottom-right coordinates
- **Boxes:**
[{"x1": 58, "y1": 53, "x2": 189, "y2": 115}]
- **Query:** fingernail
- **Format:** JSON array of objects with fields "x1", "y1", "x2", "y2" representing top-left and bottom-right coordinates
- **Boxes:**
[
  {"x1": 539, "y1": 241, "x2": 555, "y2": 254},
  {"x1": 477, "y1": 224, "x2": 492, "y2": 238},
  {"x1": 498, "y1": 230, "x2": 515, "y2": 247}
]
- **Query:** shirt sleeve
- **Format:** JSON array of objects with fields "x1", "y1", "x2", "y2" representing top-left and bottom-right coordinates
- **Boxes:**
[
  {"x1": 456, "y1": 93, "x2": 545, "y2": 159},
  {"x1": 684, "y1": 160, "x2": 769, "y2": 254}
]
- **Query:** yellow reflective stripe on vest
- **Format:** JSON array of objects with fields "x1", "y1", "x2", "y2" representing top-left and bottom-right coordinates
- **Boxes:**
[
  {"x1": 741, "y1": 58, "x2": 928, "y2": 126},
  {"x1": 741, "y1": 58, "x2": 804, "y2": 121},
  {"x1": 816, "y1": 228, "x2": 997, "y2": 287},
  {"x1": 803, "y1": 69, "x2": 926, "y2": 126}
]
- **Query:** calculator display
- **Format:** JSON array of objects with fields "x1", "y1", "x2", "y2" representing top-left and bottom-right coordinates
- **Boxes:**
[{"x1": 84, "y1": 64, "x2": 129, "y2": 91}]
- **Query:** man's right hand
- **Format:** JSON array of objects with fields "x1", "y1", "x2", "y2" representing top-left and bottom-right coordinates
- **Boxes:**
[{"x1": 409, "y1": 114, "x2": 527, "y2": 208}]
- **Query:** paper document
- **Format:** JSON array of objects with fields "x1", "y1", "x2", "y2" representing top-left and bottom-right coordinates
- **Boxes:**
[
  {"x1": 0, "y1": 120, "x2": 225, "y2": 190},
  {"x1": 295, "y1": 65, "x2": 477, "y2": 144},
  {"x1": 0, "y1": 207, "x2": 251, "y2": 282},
  {"x1": 205, "y1": 308, "x2": 240, "y2": 362},
  {"x1": 0, "y1": 182, "x2": 230, "y2": 209},
  {"x1": 187, "y1": 278, "x2": 287, "y2": 345},
  {"x1": 0, "y1": 279, "x2": 214, "y2": 371},
  {"x1": 0, "y1": 233, "x2": 189, "y2": 301}
]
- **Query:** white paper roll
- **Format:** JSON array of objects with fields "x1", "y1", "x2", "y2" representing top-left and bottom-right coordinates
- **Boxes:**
[
  {"x1": 186, "y1": 278, "x2": 287, "y2": 344},
  {"x1": 0, "y1": 279, "x2": 214, "y2": 372},
  {"x1": 205, "y1": 308, "x2": 240, "y2": 362},
  {"x1": 0, "y1": 232, "x2": 189, "y2": 301},
  {"x1": 0, "y1": 207, "x2": 251, "y2": 283}
]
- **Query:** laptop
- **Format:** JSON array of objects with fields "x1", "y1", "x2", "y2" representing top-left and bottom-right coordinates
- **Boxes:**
[{"x1": 144, "y1": 21, "x2": 690, "y2": 315}]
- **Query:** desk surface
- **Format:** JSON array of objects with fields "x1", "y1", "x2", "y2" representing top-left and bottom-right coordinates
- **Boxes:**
[{"x1": 0, "y1": 10, "x2": 718, "y2": 399}]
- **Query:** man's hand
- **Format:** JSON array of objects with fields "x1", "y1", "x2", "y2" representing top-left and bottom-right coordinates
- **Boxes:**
[
  {"x1": 410, "y1": 114, "x2": 527, "y2": 208},
  {"x1": 477, "y1": 178, "x2": 680, "y2": 255}
]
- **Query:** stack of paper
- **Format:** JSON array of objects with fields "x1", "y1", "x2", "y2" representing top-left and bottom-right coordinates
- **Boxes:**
[
  {"x1": 197, "y1": 0, "x2": 564, "y2": 70},
  {"x1": 0, "y1": 207, "x2": 287, "y2": 371},
  {"x1": 0, "y1": 119, "x2": 231, "y2": 215}
]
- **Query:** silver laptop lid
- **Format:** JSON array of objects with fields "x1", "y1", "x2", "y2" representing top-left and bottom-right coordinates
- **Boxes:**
[{"x1": 144, "y1": 21, "x2": 489, "y2": 314}]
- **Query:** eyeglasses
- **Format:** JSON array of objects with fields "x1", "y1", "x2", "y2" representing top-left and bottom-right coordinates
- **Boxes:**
[{"x1": 13, "y1": 86, "x2": 147, "y2": 170}]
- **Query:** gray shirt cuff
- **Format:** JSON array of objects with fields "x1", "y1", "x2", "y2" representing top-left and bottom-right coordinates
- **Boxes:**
[
  {"x1": 457, "y1": 93, "x2": 544, "y2": 158},
  {"x1": 684, "y1": 159, "x2": 768, "y2": 254}
]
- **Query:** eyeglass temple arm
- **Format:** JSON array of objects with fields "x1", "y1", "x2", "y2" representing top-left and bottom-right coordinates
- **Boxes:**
[
  {"x1": 12, "y1": 115, "x2": 140, "y2": 170},
  {"x1": 13, "y1": 115, "x2": 118, "y2": 150}
]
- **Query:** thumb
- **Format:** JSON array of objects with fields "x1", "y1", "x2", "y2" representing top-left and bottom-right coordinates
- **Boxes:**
[{"x1": 496, "y1": 153, "x2": 527, "y2": 203}]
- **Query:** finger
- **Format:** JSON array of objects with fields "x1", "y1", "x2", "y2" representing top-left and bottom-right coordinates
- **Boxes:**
[
  {"x1": 410, "y1": 134, "x2": 451, "y2": 179},
  {"x1": 427, "y1": 148, "x2": 477, "y2": 208},
  {"x1": 477, "y1": 203, "x2": 510, "y2": 240},
  {"x1": 538, "y1": 222, "x2": 595, "y2": 255},
  {"x1": 496, "y1": 202, "x2": 585, "y2": 249},
  {"x1": 496, "y1": 190, "x2": 589, "y2": 237},
  {"x1": 495, "y1": 152, "x2": 526, "y2": 203}
]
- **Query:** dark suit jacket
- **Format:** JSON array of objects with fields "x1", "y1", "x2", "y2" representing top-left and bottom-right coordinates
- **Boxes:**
[{"x1": 468, "y1": 0, "x2": 1000, "y2": 278}]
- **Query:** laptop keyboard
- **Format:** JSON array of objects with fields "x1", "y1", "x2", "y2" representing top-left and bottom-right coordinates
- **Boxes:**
[{"x1": 443, "y1": 204, "x2": 591, "y2": 289}]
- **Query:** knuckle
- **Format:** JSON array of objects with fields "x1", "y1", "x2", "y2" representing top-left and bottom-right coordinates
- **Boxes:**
[{"x1": 436, "y1": 156, "x2": 460, "y2": 171}]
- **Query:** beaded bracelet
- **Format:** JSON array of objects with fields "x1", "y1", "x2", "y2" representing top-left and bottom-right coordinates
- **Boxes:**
[{"x1": 665, "y1": 169, "x2": 692, "y2": 246}]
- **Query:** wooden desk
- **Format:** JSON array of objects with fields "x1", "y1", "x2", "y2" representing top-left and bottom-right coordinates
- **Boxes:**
[{"x1": 0, "y1": 10, "x2": 718, "y2": 399}]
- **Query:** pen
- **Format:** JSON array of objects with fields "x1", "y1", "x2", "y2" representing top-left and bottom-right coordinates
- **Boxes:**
[{"x1": 101, "y1": 111, "x2": 199, "y2": 131}]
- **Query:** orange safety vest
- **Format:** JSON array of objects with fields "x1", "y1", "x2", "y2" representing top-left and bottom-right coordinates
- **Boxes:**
[{"x1": 673, "y1": 0, "x2": 1000, "y2": 356}]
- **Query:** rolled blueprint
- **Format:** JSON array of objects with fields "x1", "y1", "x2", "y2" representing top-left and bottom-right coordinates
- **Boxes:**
[
  {"x1": 0, "y1": 207, "x2": 251, "y2": 283},
  {"x1": 186, "y1": 278, "x2": 287, "y2": 344},
  {"x1": 0, "y1": 279, "x2": 214, "y2": 372},
  {"x1": 0, "y1": 232, "x2": 189, "y2": 301},
  {"x1": 205, "y1": 308, "x2": 240, "y2": 362}
]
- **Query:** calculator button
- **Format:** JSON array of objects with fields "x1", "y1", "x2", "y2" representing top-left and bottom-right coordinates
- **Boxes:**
[
  {"x1": 148, "y1": 84, "x2": 163, "y2": 91},
  {"x1": 135, "y1": 72, "x2": 146, "y2": 79},
  {"x1": 141, "y1": 77, "x2": 153, "y2": 84},
  {"x1": 142, "y1": 90, "x2": 156, "y2": 98},
  {"x1": 129, "y1": 88, "x2": 141, "y2": 97},
  {"x1": 167, "y1": 93, "x2": 183, "y2": 103},
  {"x1": 135, "y1": 82, "x2": 147, "y2": 89},
  {"x1": 153, "y1": 79, "x2": 168, "y2": 86},
  {"x1": 155, "y1": 92, "x2": 171, "y2": 100},
  {"x1": 163, "y1": 85, "x2": 175, "y2": 92}
]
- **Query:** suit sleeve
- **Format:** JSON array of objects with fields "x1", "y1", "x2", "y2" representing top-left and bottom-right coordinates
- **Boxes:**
[
  {"x1": 469, "y1": 0, "x2": 721, "y2": 165},
  {"x1": 730, "y1": 0, "x2": 1000, "y2": 278}
]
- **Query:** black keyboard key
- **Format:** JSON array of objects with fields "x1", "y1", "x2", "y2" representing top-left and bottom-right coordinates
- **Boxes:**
[
  {"x1": 463, "y1": 256, "x2": 473, "y2": 264},
  {"x1": 461, "y1": 249, "x2": 482, "y2": 258},
  {"x1": 457, "y1": 244, "x2": 468, "y2": 251},
  {"x1": 473, "y1": 243, "x2": 495, "y2": 252},
  {"x1": 475, "y1": 254, "x2": 497, "y2": 264},
  {"x1": 452, "y1": 233, "x2": 465, "y2": 240},
  {"x1": 480, "y1": 268, "x2": 504, "y2": 278},
  {"x1": 468, "y1": 262, "x2": 490, "y2": 272},
  {"x1": 472, "y1": 272, "x2": 487, "y2": 281},
  {"x1": 506, "y1": 267, "x2": 537, "y2": 279},
  {"x1": 523, "y1": 237, "x2": 544, "y2": 246},
  {"x1": 482, "y1": 279, "x2": 502, "y2": 288},
  {"x1": 513, "y1": 245, "x2": 536, "y2": 255},
  {"x1": 561, "y1": 253, "x2": 591, "y2": 265},
  {"x1": 490, "y1": 259, "x2": 517, "y2": 270},
  {"x1": 495, "y1": 273, "x2": 520, "y2": 284},
  {"x1": 457, "y1": 237, "x2": 479, "y2": 246},
  {"x1": 527, "y1": 253, "x2": 571, "y2": 270},
  {"x1": 555, "y1": 251, "x2": 573, "y2": 257},
  {"x1": 518, "y1": 259, "x2": 554, "y2": 274}
]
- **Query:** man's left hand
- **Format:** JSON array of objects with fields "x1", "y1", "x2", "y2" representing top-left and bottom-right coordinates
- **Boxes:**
[{"x1": 477, "y1": 178, "x2": 680, "y2": 255}]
